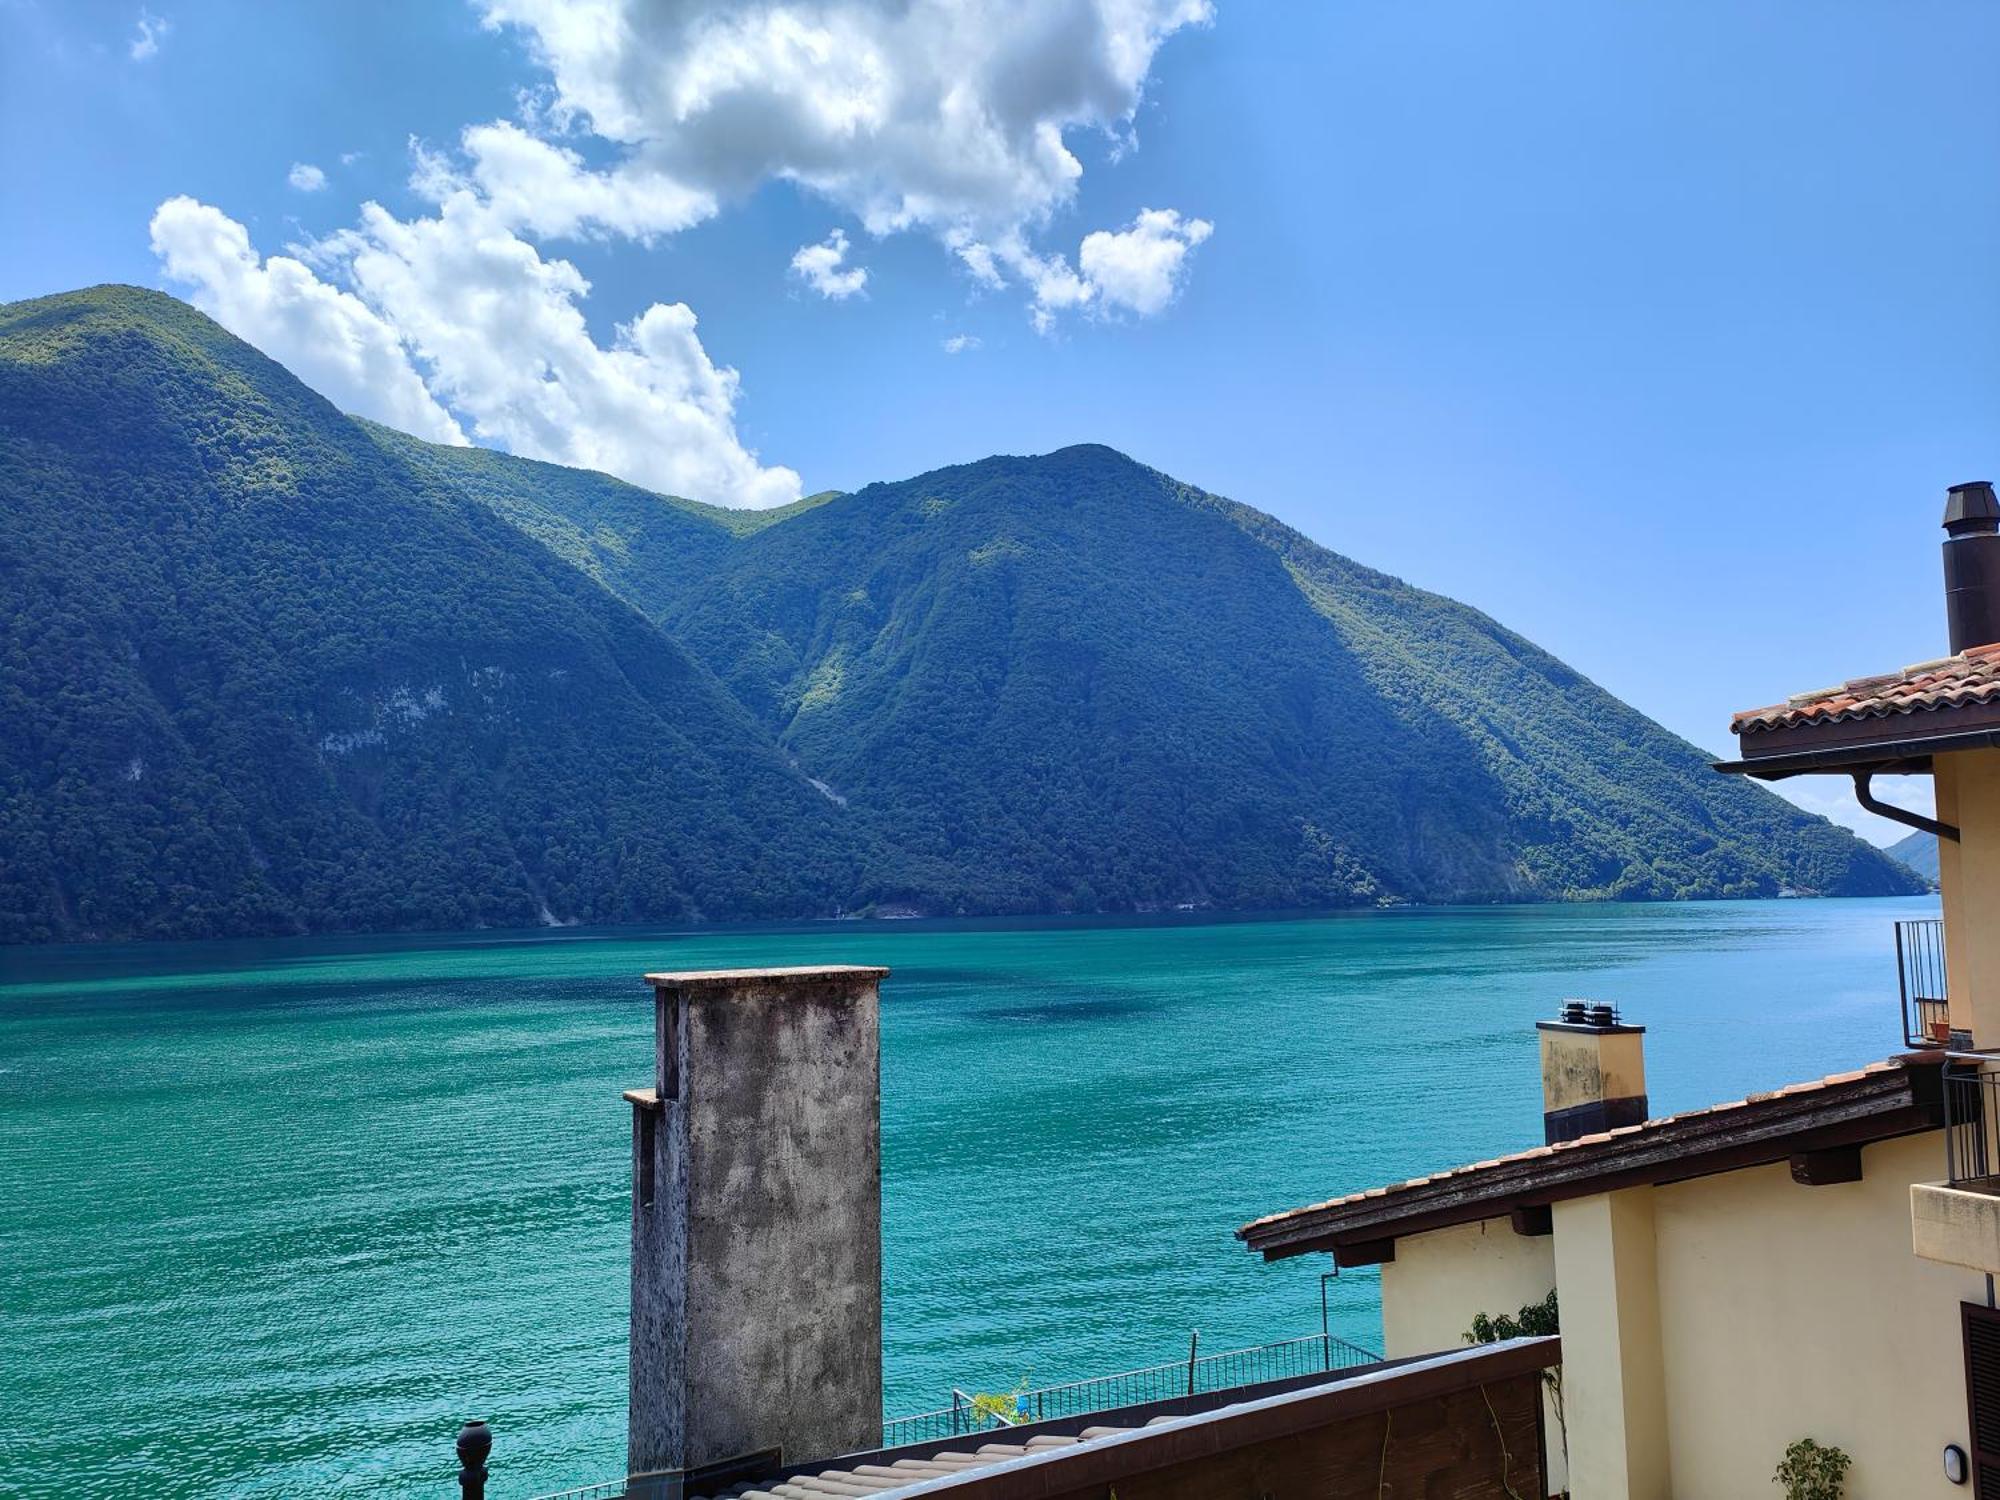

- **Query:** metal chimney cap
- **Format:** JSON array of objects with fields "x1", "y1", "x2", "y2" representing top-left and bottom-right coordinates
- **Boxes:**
[{"x1": 1943, "y1": 481, "x2": 1999, "y2": 538}]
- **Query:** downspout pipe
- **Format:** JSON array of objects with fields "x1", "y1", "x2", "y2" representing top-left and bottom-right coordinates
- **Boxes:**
[{"x1": 1852, "y1": 771, "x2": 1959, "y2": 843}]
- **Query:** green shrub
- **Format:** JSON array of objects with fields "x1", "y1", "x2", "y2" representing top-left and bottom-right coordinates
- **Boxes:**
[{"x1": 1773, "y1": 1437, "x2": 1851, "y2": 1500}]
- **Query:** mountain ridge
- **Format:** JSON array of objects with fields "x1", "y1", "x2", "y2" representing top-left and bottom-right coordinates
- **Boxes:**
[{"x1": 0, "y1": 287, "x2": 1921, "y2": 941}]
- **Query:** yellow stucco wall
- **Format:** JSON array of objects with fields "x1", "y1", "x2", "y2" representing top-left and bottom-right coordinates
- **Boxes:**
[
  {"x1": 1380, "y1": 1218, "x2": 1557, "y2": 1357},
  {"x1": 1651, "y1": 1133, "x2": 1983, "y2": 1498},
  {"x1": 1938, "y1": 749, "x2": 2000, "y2": 1046},
  {"x1": 1372, "y1": 1135, "x2": 1986, "y2": 1499},
  {"x1": 1380, "y1": 1217, "x2": 1565, "y2": 1494},
  {"x1": 1555, "y1": 1189, "x2": 1671, "y2": 1500}
]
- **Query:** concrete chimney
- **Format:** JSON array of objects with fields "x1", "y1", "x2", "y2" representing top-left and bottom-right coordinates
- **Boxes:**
[
  {"x1": 1944, "y1": 480, "x2": 2000, "y2": 654},
  {"x1": 1537, "y1": 1001, "x2": 1647, "y2": 1146},
  {"x1": 626, "y1": 965, "x2": 888, "y2": 1477}
]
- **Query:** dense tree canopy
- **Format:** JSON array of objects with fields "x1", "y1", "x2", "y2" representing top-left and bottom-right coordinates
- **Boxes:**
[{"x1": 0, "y1": 287, "x2": 1921, "y2": 942}]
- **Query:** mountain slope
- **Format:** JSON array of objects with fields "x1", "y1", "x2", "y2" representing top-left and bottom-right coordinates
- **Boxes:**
[
  {"x1": 0, "y1": 286, "x2": 860, "y2": 942},
  {"x1": 0, "y1": 289, "x2": 1919, "y2": 942},
  {"x1": 649, "y1": 446, "x2": 1920, "y2": 910},
  {"x1": 1886, "y1": 830, "x2": 1940, "y2": 885}
]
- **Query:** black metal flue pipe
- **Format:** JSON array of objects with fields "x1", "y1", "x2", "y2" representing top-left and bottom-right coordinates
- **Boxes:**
[{"x1": 1943, "y1": 480, "x2": 2000, "y2": 654}]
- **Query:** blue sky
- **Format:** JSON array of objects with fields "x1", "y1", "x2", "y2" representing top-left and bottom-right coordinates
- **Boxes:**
[{"x1": 3, "y1": 1, "x2": 1996, "y2": 841}]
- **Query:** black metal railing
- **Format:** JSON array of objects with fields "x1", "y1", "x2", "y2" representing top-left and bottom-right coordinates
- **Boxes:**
[
  {"x1": 879, "y1": 1330, "x2": 1380, "y2": 1448},
  {"x1": 1898, "y1": 917, "x2": 1951, "y2": 1049},
  {"x1": 1944, "y1": 1058, "x2": 2000, "y2": 1186}
]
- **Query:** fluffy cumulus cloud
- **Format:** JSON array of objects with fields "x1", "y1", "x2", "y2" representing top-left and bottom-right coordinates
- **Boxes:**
[
  {"x1": 941, "y1": 333, "x2": 979, "y2": 354},
  {"x1": 1077, "y1": 208, "x2": 1212, "y2": 315},
  {"x1": 149, "y1": 196, "x2": 464, "y2": 444},
  {"x1": 331, "y1": 193, "x2": 800, "y2": 506},
  {"x1": 145, "y1": 0, "x2": 1211, "y2": 504},
  {"x1": 475, "y1": 0, "x2": 1209, "y2": 233},
  {"x1": 471, "y1": 0, "x2": 1214, "y2": 324},
  {"x1": 288, "y1": 162, "x2": 328, "y2": 193},
  {"x1": 790, "y1": 229, "x2": 868, "y2": 299}
]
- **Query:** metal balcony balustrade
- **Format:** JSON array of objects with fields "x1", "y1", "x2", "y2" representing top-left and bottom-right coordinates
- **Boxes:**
[
  {"x1": 1942, "y1": 1057, "x2": 2000, "y2": 1188},
  {"x1": 1897, "y1": 917, "x2": 1951, "y2": 1050},
  {"x1": 877, "y1": 1330, "x2": 1383, "y2": 1448}
]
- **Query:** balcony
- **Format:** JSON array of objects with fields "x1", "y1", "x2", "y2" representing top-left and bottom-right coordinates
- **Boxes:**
[
  {"x1": 1897, "y1": 917, "x2": 1952, "y2": 1050},
  {"x1": 1912, "y1": 1061, "x2": 2000, "y2": 1275}
]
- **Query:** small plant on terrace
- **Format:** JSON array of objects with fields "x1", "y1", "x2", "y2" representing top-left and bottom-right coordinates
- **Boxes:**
[
  {"x1": 1773, "y1": 1437, "x2": 1852, "y2": 1500},
  {"x1": 1466, "y1": 1291, "x2": 1563, "y2": 1467}
]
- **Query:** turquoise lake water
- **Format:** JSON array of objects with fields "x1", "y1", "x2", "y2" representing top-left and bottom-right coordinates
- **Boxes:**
[{"x1": 0, "y1": 897, "x2": 1940, "y2": 1496}]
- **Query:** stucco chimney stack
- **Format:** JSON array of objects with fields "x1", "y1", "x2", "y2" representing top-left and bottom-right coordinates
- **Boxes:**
[
  {"x1": 1536, "y1": 1000, "x2": 1647, "y2": 1145},
  {"x1": 626, "y1": 965, "x2": 888, "y2": 1478},
  {"x1": 1944, "y1": 480, "x2": 2000, "y2": 654}
]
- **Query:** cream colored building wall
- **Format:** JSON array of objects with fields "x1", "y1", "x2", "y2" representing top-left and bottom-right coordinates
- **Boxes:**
[
  {"x1": 1938, "y1": 749, "x2": 2000, "y2": 1046},
  {"x1": 1553, "y1": 1189, "x2": 1671, "y2": 1500},
  {"x1": 1651, "y1": 1133, "x2": 1984, "y2": 1497},
  {"x1": 1380, "y1": 1217, "x2": 1558, "y2": 1357},
  {"x1": 1379, "y1": 1217, "x2": 1565, "y2": 1495}
]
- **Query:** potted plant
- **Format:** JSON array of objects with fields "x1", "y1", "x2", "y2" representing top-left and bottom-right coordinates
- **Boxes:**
[{"x1": 1773, "y1": 1437, "x2": 1851, "y2": 1500}]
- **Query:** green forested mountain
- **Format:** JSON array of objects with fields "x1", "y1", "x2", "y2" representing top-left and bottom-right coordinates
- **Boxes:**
[
  {"x1": 1886, "y1": 830, "x2": 1940, "y2": 885},
  {"x1": 651, "y1": 449, "x2": 1919, "y2": 910},
  {"x1": 0, "y1": 286, "x2": 858, "y2": 943},
  {"x1": 0, "y1": 287, "x2": 1920, "y2": 942}
]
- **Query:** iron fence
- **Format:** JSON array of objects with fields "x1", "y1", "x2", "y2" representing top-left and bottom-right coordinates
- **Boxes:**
[
  {"x1": 879, "y1": 1330, "x2": 1381, "y2": 1448},
  {"x1": 1898, "y1": 918, "x2": 1950, "y2": 1049},
  {"x1": 529, "y1": 1476, "x2": 684, "y2": 1500},
  {"x1": 1944, "y1": 1058, "x2": 2000, "y2": 1186}
]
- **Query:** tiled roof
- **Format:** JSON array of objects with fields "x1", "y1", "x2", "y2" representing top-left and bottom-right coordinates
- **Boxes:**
[
  {"x1": 1238, "y1": 1057, "x2": 1934, "y2": 1256},
  {"x1": 687, "y1": 1341, "x2": 1560, "y2": 1500},
  {"x1": 1731, "y1": 642, "x2": 2000, "y2": 735},
  {"x1": 703, "y1": 1426, "x2": 1148, "y2": 1498}
]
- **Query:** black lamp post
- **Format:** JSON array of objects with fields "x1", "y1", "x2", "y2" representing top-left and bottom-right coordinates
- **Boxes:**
[{"x1": 456, "y1": 1419, "x2": 493, "y2": 1500}]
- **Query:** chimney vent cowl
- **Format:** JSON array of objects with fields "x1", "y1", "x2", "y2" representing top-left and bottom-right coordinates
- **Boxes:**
[
  {"x1": 1943, "y1": 481, "x2": 2000, "y2": 654},
  {"x1": 1944, "y1": 480, "x2": 2000, "y2": 538}
]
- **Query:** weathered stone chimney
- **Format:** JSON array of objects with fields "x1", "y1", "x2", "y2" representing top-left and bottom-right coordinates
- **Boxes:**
[
  {"x1": 626, "y1": 966, "x2": 888, "y2": 1477},
  {"x1": 1944, "y1": 480, "x2": 2000, "y2": 655},
  {"x1": 1537, "y1": 1000, "x2": 1647, "y2": 1145}
]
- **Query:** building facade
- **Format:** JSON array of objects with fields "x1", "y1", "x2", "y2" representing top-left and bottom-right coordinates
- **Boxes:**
[{"x1": 1242, "y1": 483, "x2": 2000, "y2": 1498}]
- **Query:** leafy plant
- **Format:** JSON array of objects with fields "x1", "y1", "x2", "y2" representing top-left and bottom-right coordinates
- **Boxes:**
[
  {"x1": 966, "y1": 1381, "x2": 1031, "y2": 1427},
  {"x1": 1773, "y1": 1437, "x2": 1851, "y2": 1500},
  {"x1": 1467, "y1": 1291, "x2": 1563, "y2": 1470}
]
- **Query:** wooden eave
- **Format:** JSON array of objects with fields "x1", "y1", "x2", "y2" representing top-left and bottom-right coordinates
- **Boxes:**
[
  {"x1": 1238, "y1": 1057, "x2": 1944, "y2": 1262},
  {"x1": 1719, "y1": 705, "x2": 2000, "y2": 780}
]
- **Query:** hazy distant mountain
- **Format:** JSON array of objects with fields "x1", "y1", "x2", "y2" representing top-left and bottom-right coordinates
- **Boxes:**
[
  {"x1": 0, "y1": 287, "x2": 1921, "y2": 942},
  {"x1": 1886, "y1": 830, "x2": 1941, "y2": 885}
]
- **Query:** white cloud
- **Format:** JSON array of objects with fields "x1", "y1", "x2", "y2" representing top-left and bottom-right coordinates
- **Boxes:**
[
  {"x1": 963, "y1": 208, "x2": 1211, "y2": 332},
  {"x1": 153, "y1": 192, "x2": 798, "y2": 507},
  {"x1": 329, "y1": 190, "x2": 800, "y2": 507},
  {"x1": 470, "y1": 0, "x2": 1214, "y2": 315},
  {"x1": 790, "y1": 229, "x2": 868, "y2": 300},
  {"x1": 1078, "y1": 207, "x2": 1212, "y2": 316},
  {"x1": 149, "y1": 196, "x2": 464, "y2": 444},
  {"x1": 140, "y1": 0, "x2": 1212, "y2": 505},
  {"x1": 129, "y1": 8, "x2": 169, "y2": 61},
  {"x1": 288, "y1": 162, "x2": 328, "y2": 193},
  {"x1": 941, "y1": 333, "x2": 979, "y2": 354},
  {"x1": 444, "y1": 121, "x2": 715, "y2": 240}
]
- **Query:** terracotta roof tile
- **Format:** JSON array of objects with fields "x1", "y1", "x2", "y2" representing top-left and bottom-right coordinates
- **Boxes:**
[
  {"x1": 1236, "y1": 1058, "x2": 1915, "y2": 1237},
  {"x1": 1733, "y1": 642, "x2": 2000, "y2": 734}
]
